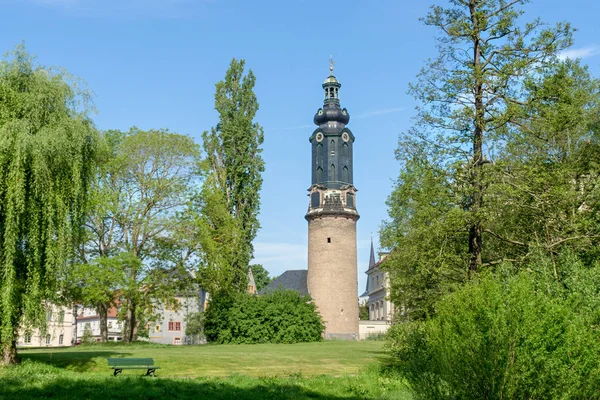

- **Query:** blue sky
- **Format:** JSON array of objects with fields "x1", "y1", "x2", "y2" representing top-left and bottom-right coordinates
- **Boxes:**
[{"x1": 2, "y1": 0, "x2": 599, "y2": 294}]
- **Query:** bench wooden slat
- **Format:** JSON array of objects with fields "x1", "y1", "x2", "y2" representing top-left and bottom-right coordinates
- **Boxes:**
[
  {"x1": 107, "y1": 358, "x2": 154, "y2": 366},
  {"x1": 107, "y1": 358, "x2": 160, "y2": 376}
]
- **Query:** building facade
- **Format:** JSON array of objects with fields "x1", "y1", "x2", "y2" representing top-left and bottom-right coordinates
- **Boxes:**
[
  {"x1": 75, "y1": 306, "x2": 124, "y2": 343},
  {"x1": 17, "y1": 304, "x2": 74, "y2": 347},
  {"x1": 306, "y1": 65, "x2": 360, "y2": 340},
  {"x1": 366, "y1": 252, "x2": 394, "y2": 322},
  {"x1": 147, "y1": 290, "x2": 207, "y2": 345}
]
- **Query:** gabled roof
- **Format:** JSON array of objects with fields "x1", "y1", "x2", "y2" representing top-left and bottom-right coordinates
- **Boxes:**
[
  {"x1": 248, "y1": 267, "x2": 257, "y2": 290},
  {"x1": 259, "y1": 270, "x2": 309, "y2": 296}
]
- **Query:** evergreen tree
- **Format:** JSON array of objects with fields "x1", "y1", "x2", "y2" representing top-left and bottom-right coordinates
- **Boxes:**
[{"x1": 0, "y1": 45, "x2": 100, "y2": 364}]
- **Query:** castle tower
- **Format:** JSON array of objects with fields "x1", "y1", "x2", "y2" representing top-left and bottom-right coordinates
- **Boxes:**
[{"x1": 306, "y1": 64, "x2": 359, "y2": 340}]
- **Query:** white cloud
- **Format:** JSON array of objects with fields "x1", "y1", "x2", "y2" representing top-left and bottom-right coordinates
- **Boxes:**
[
  {"x1": 252, "y1": 242, "x2": 307, "y2": 277},
  {"x1": 354, "y1": 107, "x2": 405, "y2": 119},
  {"x1": 558, "y1": 46, "x2": 600, "y2": 60}
]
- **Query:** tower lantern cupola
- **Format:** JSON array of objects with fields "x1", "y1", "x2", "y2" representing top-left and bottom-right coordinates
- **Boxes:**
[{"x1": 323, "y1": 69, "x2": 341, "y2": 103}]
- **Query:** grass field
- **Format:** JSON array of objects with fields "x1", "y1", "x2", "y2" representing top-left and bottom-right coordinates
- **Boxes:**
[{"x1": 0, "y1": 341, "x2": 413, "y2": 399}]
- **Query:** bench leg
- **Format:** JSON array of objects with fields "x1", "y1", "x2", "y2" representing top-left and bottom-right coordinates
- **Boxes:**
[
  {"x1": 113, "y1": 369, "x2": 122, "y2": 377},
  {"x1": 145, "y1": 368, "x2": 156, "y2": 377}
]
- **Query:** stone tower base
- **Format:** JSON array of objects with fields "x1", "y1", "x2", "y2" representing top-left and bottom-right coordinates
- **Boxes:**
[{"x1": 307, "y1": 213, "x2": 359, "y2": 340}]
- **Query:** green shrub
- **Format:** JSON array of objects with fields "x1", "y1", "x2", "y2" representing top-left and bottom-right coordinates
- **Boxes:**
[
  {"x1": 204, "y1": 290, "x2": 324, "y2": 344},
  {"x1": 387, "y1": 261, "x2": 600, "y2": 399}
]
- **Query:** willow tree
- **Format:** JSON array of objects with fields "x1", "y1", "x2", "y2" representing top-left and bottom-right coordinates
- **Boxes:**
[{"x1": 0, "y1": 45, "x2": 99, "y2": 363}]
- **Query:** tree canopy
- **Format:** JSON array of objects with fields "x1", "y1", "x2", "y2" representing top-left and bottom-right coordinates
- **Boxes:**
[{"x1": 0, "y1": 45, "x2": 100, "y2": 363}]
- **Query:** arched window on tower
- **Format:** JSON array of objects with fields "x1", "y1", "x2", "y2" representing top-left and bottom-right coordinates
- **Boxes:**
[
  {"x1": 329, "y1": 164, "x2": 335, "y2": 181},
  {"x1": 330, "y1": 139, "x2": 335, "y2": 156},
  {"x1": 316, "y1": 166, "x2": 323, "y2": 182},
  {"x1": 316, "y1": 142, "x2": 322, "y2": 164},
  {"x1": 342, "y1": 166, "x2": 349, "y2": 183},
  {"x1": 342, "y1": 142, "x2": 349, "y2": 157}
]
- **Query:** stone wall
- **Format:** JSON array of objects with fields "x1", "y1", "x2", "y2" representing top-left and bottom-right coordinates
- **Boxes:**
[{"x1": 307, "y1": 216, "x2": 359, "y2": 339}]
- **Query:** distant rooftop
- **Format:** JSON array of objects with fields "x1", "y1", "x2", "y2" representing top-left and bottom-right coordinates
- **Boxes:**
[{"x1": 259, "y1": 270, "x2": 308, "y2": 296}]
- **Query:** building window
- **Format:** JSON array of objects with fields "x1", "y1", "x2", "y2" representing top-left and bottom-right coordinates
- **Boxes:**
[
  {"x1": 24, "y1": 334, "x2": 31, "y2": 345},
  {"x1": 327, "y1": 237, "x2": 331, "y2": 243},
  {"x1": 58, "y1": 310, "x2": 65, "y2": 323},
  {"x1": 155, "y1": 325, "x2": 161, "y2": 332},
  {"x1": 168, "y1": 322, "x2": 181, "y2": 331},
  {"x1": 346, "y1": 192, "x2": 354, "y2": 208},
  {"x1": 46, "y1": 334, "x2": 51, "y2": 345},
  {"x1": 316, "y1": 166, "x2": 323, "y2": 182},
  {"x1": 342, "y1": 166, "x2": 349, "y2": 183},
  {"x1": 329, "y1": 164, "x2": 335, "y2": 180},
  {"x1": 59, "y1": 334, "x2": 64, "y2": 345},
  {"x1": 174, "y1": 337, "x2": 181, "y2": 345},
  {"x1": 46, "y1": 310, "x2": 53, "y2": 321},
  {"x1": 311, "y1": 192, "x2": 320, "y2": 208}
]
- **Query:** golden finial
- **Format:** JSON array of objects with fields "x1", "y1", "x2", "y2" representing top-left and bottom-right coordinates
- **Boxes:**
[{"x1": 329, "y1": 55, "x2": 335, "y2": 75}]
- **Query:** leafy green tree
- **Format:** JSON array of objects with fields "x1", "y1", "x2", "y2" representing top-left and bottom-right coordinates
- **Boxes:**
[
  {"x1": 0, "y1": 45, "x2": 100, "y2": 364},
  {"x1": 81, "y1": 323, "x2": 94, "y2": 344},
  {"x1": 359, "y1": 301, "x2": 369, "y2": 321},
  {"x1": 250, "y1": 264, "x2": 272, "y2": 292},
  {"x1": 485, "y1": 60, "x2": 600, "y2": 265},
  {"x1": 74, "y1": 127, "x2": 201, "y2": 343},
  {"x1": 397, "y1": 0, "x2": 572, "y2": 273},
  {"x1": 197, "y1": 59, "x2": 265, "y2": 296},
  {"x1": 69, "y1": 255, "x2": 127, "y2": 342},
  {"x1": 184, "y1": 311, "x2": 205, "y2": 340},
  {"x1": 382, "y1": 0, "x2": 577, "y2": 318}
]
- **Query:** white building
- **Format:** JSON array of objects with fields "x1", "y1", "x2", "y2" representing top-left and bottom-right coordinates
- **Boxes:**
[
  {"x1": 366, "y1": 251, "x2": 394, "y2": 321},
  {"x1": 75, "y1": 305, "x2": 124, "y2": 343},
  {"x1": 17, "y1": 304, "x2": 74, "y2": 347},
  {"x1": 147, "y1": 289, "x2": 207, "y2": 345},
  {"x1": 358, "y1": 241, "x2": 395, "y2": 339}
]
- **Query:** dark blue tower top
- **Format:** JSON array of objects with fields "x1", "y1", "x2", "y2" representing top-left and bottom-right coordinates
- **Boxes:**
[{"x1": 309, "y1": 65, "x2": 355, "y2": 189}]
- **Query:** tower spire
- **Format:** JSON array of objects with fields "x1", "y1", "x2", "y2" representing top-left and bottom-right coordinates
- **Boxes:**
[{"x1": 369, "y1": 237, "x2": 376, "y2": 268}]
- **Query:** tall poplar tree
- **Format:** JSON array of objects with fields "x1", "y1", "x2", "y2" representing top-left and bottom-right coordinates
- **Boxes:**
[
  {"x1": 0, "y1": 46, "x2": 99, "y2": 363},
  {"x1": 198, "y1": 58, "x2": 265, "y2": 295}
]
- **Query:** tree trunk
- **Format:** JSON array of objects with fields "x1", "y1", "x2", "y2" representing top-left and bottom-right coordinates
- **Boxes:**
[
  {"x1": 468, "y1": 0, "x2": 485, "y2": 276},
  {"x1": 97, "y1": 303, "x2": 109, "y2": 342},
  {"x1": 123, "y1": 299, "x2": 136, "y2": 343},
  {"x1": 2, "y1": 340, "x2": 18, "y2": 365}
]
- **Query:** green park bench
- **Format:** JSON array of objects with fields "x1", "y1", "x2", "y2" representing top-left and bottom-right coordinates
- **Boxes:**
[{"x1": 107, "y1": 357, "x2": 160, "y2": 377}]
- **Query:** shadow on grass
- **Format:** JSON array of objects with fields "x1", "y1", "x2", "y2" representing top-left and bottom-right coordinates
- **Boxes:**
[
  {"x1": 0, "y1": 375, "x2": 371, "y2": 400},
  {"x1": 19, "y1": 351, "x2": 132, "y2": 372}
]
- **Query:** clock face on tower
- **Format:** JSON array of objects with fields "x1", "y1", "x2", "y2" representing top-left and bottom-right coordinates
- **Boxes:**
[
  {"x1": 316, "y1": 132, "x2": 324, "y2": 142},
  {"x1": 342, "y1": 132, "x2": 349, "y2": 142}
]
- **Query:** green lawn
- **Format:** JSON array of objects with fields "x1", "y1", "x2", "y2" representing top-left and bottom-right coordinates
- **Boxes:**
[{"x1": 0, "y1": 341, "x2": 412, "y2": 399}]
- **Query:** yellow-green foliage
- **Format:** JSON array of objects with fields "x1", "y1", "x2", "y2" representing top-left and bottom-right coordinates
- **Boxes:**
[
  {"x1": 0, "y1": 45, "x2": 99, "y2": 358},
  {"x1": 387, "y1": 257, "x2": 600, "y2": 399},
  {"x1": 204, "y1": 290, "x2": 324, "y2": 344}
]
